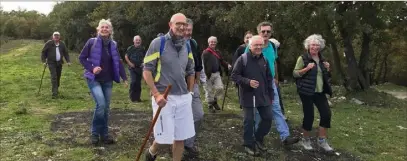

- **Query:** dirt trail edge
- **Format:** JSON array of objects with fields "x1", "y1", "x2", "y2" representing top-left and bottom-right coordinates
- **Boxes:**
[{"x1": 50, "y1": 109, "x2": 362, "y2": 161}]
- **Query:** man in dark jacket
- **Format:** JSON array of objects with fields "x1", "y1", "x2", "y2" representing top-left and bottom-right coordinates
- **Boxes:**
[
  {"x1": 232, "y1": 31, "x2": 253, "y2": 109},
  {"x1": 183, "y1": 18, "x2": 204, "y2": 158},
  {"x1": 231, "y1": 35, "x2": 273, "y2": 156},
  {"x1": 201, "y1": 36, "x2": 231, "y2": 111},
  {"x1": 41, "y1": 31, "x2": 71, "y2": 98},
  {"x1": 125, "y1": 35, "x2": 145, "y2": 102},
  {"x1": 232, "y1": 31, "x2": 253, "y2": 66}
]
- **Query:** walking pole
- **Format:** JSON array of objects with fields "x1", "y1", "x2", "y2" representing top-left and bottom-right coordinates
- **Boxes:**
[
  {"x1": 135, "y1": 85, "x2": 172, "y2": 161},
  {"x1": 253, "y1": 93, "x2": 256, "y2": 160},
  {"x1": 37, "y1": 62, "x2": 47, "y2": 95},
  {"x1": 221, "y1": 74, "x2": 230, "y2": 111}
]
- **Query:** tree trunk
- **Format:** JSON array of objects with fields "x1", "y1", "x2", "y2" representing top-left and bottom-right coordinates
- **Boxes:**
[
  {"x1": 377, "y1": 53, "x2": 385, "y2": 84},
  {"x1": 358, "y1": 32, "x2": 372, "y2": 87},
  {"x1": 324, "y1": 19, "x2": 349, "y2": 91},
  {"x1": 371, "y1": 50, "x2": 380, "y2": 85},
  {"x1": 336, "y1": 2, "x2": 368, "y2": 91},
  {"x1": 382, "y1": 52, "x2": 390, "y2": 83},
  {"x1": 276, "y1": 34, "x2": 285, "y2": 82}
]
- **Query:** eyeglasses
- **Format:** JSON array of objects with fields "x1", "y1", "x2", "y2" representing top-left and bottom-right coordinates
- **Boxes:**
[
  {"x1": 252, "y1": 44, "x2": 263, "y2": 47},
  {"x1": 261, "y1": 30, "x2": 272, "y2": 34},
  {"x1": 174, "y1": 22, "x2": 188, "y2": 27}
]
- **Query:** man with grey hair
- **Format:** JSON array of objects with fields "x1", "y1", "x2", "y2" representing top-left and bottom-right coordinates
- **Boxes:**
[
  {"x1": 231, "y1": 35, "x2": 273, "y2": 155},
  {"x1": 41, "y1": 31, "x2": 71, "y2": 99},
  {"x1": 183, "y1": 18, "x2": 204, "y2": 158},
  {"x1": 202, "y1": 36, "x2": 232, "y2": 112},
  {"x1": 125, "y1": 35, "x2": 145, "y2": 102},
  {"x1": 245, "y1": 21, "x2": 299, "y2": 146}
]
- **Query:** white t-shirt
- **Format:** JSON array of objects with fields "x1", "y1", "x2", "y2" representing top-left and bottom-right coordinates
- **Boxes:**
[{"x1": 55, "y1": 43, "x2": 61, "y2": 61}]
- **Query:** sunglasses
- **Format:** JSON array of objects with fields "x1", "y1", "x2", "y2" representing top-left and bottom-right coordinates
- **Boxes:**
[{"x1": 261, "y1": 30, "x2": 272, "y2": 34}]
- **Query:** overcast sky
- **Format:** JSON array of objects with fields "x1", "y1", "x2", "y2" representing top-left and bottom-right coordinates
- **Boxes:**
[{"x1": 1, "y1": 2, "x2": 56, "y2": 15}]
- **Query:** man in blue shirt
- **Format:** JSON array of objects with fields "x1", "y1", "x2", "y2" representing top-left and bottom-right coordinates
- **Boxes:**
[{"x1": 244, "y1": 21, "x2": 299, "y2": 146}]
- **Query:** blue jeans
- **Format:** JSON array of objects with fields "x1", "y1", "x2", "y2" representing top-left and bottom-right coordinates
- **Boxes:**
[
  {"x1": 255, "y1": 79, "x2": 290, "y2": 141},
  {"x1": 87, "y1": 79, "x2": 113, "y2": 137}
]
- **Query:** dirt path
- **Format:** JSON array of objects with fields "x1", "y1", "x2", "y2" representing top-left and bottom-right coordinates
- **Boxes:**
[
  {"x1": 375, "y1": 89, "x2": 407, "y2": 100},
  {"x1": 48, "y1": 109, "x2": 361, "y2": 161}
]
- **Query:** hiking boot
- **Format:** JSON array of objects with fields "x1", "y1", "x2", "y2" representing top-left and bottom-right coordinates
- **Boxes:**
[
  {"x1": 255, "y1": 141, "x2": 267, "y2": 151},
  {"x1": 144, "y1": 148, "x2": 157, "y2": 161},
  {"x1": 282, "y1": 136, "x2": 300, "y2": 145},
  {"x1": 101, "y1": 135, "x2": 115, "y2": 144},
  {"x1": 184, "y1": 146, "x2": 199, "y2": 158},
  {"x1": 213, "y1": 101, "x2": 221, "y2": 110},
  {"x1": 90, "y1": 134, "x2": 99, "y2": 145},
  {"x1": 208, "y1": 104, "x2": 216, "y2": 113},
  {"x1": 299, "y1": 138, "x2": 313, "y2": 150},
  {"x1": 244, "y1": 145, "x2": 260, "y2": 156},
  {"x1": 318, "y1": 138, "x2": 334, "y2": 152}
]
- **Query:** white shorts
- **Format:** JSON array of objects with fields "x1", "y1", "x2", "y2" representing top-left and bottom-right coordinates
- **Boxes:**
[{"x1": 151, "y1": 93, "x2": 195, "y2": 144}]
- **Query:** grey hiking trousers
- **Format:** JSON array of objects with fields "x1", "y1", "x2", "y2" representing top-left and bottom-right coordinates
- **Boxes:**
[{"x1": 184, "y1": 83, "x2": 204, "y2": 148}]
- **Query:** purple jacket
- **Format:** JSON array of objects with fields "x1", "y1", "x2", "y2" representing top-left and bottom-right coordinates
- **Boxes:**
[{"x1": 79, "y1": 36, "x2": 127, "y2": 83}]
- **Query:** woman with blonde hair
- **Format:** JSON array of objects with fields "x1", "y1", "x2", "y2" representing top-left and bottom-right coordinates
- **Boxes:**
[
  {"x1": 293, "y1": 34, "x2": 334, "y2": 152},
  {"x1": 79, "y1": 19, "x2": 128, "y2": 145}
]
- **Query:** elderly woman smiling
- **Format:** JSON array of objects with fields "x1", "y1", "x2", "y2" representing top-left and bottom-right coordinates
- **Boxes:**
[
  {"x1": 79, "y1": 19, "x2": 128, "y2": 145},
  {"x1": 293, "y1": 34, "x2": 334, "y2": 152}
]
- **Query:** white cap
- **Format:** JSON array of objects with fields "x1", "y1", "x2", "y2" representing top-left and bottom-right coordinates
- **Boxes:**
[{"x1": 53, "y1": 32, "x2": 60, "y2": 35}]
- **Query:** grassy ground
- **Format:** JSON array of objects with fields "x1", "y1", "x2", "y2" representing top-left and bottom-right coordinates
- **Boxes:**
[{"x1": 0, "y1": 40, "x2": 406, "y2": 161}]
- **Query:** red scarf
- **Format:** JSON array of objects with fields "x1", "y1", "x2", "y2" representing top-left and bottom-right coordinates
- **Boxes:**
[
  {"x1": 205, "y1": 47, "x2": 221, "y2": 59},
  {"x1": 205, "y1": 47, "x2": 228, "y2": 67}
]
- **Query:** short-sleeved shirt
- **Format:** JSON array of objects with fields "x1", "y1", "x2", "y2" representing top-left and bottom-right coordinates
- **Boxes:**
[
  {"x1": 293, "y1": 56, "x2": 323, "y2": 93},
  {"x1": 126, "y1": 45, "x2": 145, "y2": 66}
]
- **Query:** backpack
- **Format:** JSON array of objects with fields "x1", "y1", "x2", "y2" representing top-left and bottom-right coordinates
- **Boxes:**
[
  {"x1": 88, "y1": 37, "x2": 117, "y2": 53},
  {"x1": 242, "y1": 40, "x2": 277, "y2": 67},
  {"x1": 241, "y1": 53, "x2": 268, "y2": 67},
  {"x1": 159, "y1": 36, "x2": 191, "y2": 56},
  {"x1": 153, "y1": 36, "x2": 191, "y2": 82}
]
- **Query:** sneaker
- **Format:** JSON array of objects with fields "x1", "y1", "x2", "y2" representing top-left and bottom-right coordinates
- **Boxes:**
[
  {"x1": 244, "y1": 146, "x2": 260, "y2": 156},
  {"x1": 318, "y1": 138, "x2": 334, "y2": 152},
  {"x1": 282, "y1": 136, "x2": 300, "y2": 145},
  {"x1": 255, "y1": 141, "x2": 267, "y2": 151},
  {"x1": 299, "y1": 138, "x2": 313, "y2": 150},
  {"x1": 90, "y1": 135, "x2": 99, "y2": 145},
  {"x1": 101, "y1": 135, "x2": 115, "y2": 144},
  {"x1": 144, "y1": 148, "x2": 157, "y2": 161}
]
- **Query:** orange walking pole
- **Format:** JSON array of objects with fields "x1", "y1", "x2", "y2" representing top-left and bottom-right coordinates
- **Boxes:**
[{"x1": 135, "y1": 85, "x2": 172, "y2": 161}]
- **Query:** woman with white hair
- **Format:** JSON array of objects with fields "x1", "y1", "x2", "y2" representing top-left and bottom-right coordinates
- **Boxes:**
[
  {"x1": 293, "y1": 34, "x2": 334, "y2": 152},
  {"x1": 79, "y1": 19, "x2": 128, "y2": 145}
]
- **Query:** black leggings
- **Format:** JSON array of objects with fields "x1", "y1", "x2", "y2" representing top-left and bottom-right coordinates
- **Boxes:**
[{"x1": 299, "y1": 93, "x2": 332, "y2": 131}]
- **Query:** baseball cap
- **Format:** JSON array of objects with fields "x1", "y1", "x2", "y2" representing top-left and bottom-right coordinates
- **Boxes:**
[{"x1": 53, "y1": 32, "x2": 60, "y2": 35}]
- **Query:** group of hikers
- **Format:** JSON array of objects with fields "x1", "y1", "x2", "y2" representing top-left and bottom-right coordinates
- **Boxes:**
[{"x1": 41, "y1": 12, "x2": 334, "y2": 160}]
